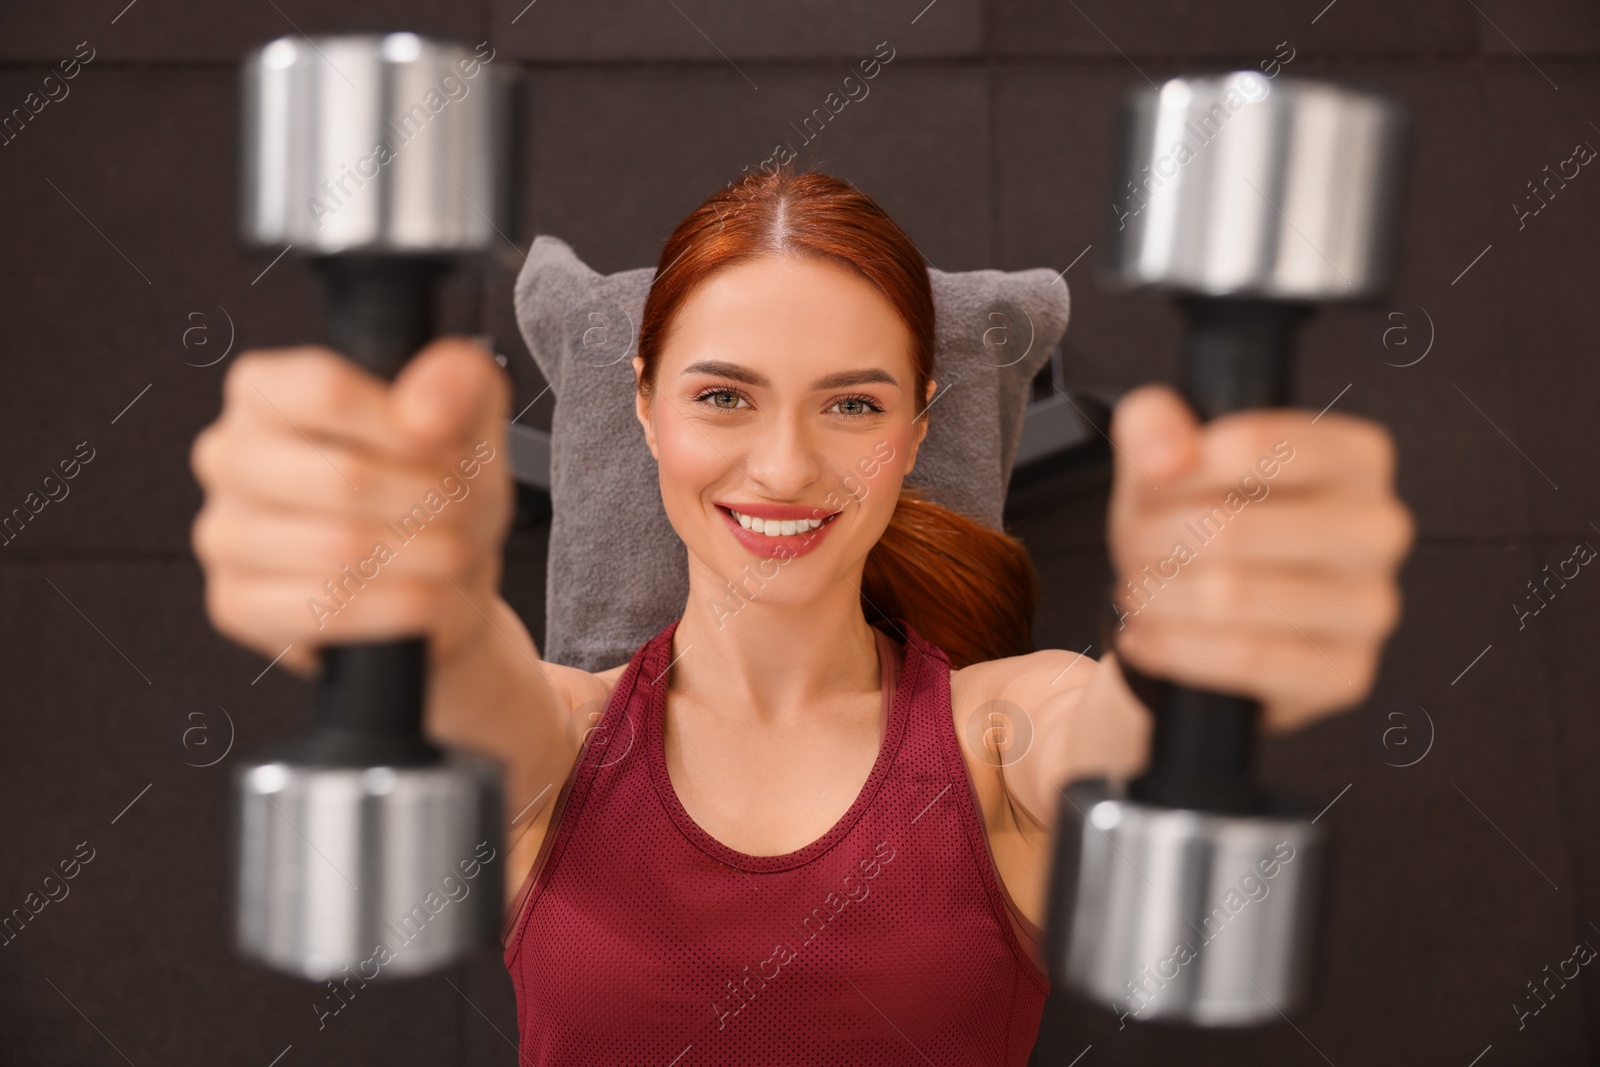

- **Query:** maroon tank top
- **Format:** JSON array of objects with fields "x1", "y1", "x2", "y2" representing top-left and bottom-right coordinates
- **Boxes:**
[{"x1": 502, "y1": 615, "x2": 1050, "y2": 1065}]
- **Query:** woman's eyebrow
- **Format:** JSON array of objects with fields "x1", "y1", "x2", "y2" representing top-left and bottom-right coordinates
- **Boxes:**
[{"x1": 679, "y1": 359, "x2": 900, "y2": 391}]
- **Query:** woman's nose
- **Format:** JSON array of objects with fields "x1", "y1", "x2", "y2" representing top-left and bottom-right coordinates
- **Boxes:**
[{"x1": 739, "y1": 409, "x2": 824, "y2": 496}]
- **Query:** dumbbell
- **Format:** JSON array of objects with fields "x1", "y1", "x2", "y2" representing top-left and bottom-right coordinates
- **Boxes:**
[
  {"x1": 229, "y1": 32, "x2": 515, "y2": 981},
  {"x1": 1043, "y1": 72, "x2": 1410, "y2": 1026}
]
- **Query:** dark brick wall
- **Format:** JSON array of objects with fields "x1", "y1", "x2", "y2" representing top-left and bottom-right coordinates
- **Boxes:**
[{"x1": 0, "y1": 2, "x2": 1593, "y2": 1064}]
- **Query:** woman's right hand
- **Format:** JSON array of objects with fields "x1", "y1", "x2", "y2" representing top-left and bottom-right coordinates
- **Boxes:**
[{"x1": 190, "y1": 338, "x2": 514, "y2": 680}]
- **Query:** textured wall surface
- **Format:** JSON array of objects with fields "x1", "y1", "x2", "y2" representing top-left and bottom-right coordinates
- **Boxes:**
[{"x1": 0, "y1": 2, "x2": 1595, "y2": 1064}]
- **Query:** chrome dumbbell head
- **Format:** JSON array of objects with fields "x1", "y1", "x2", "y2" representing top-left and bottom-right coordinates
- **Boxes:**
[
  {"x1": 231, "y1": 752, "x2": 504, "y2": 981},
  {"x1": 240, "y1": 32, "x2": 513, "y2": 255},
  {"x1": 1050, "y1": 779, "x2": 1325, "y2": 1026},
  {"x1": 238, "y1": 31, "x2": 515, "y2": 380},
  {"x1": 227, "y1": 640, "x2": 505, "y2": 982},
  {"x1": 1100, "y1": 71, "x2": 1411, "y2": 301}
]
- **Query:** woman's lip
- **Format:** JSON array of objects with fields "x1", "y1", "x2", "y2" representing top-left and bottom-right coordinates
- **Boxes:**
[
  {"x1": 717, "y1": 504, "x2": 839, "y2": 524},
  {"x1": 713, "y1": 501, "x2": 840, "y2": 522},
  {"x1": 717, "y1": 505, "x2": 840, "y2": 559}
]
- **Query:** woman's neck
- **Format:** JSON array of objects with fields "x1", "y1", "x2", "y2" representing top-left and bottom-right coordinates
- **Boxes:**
[{"x1": 671, "y1": 563, "x2": 884, "y2": 722}]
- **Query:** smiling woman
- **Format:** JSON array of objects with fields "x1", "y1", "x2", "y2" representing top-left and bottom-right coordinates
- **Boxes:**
[
  {"x1": 499, "y1": 164, "x2": 1061, "y2": 1066},
  {"x1": 629, "y1": 165, "x2": 1039, "y2": 669},
  {"x1": 184, "y1": 148, "x2": 1411, "y2": 1066}
]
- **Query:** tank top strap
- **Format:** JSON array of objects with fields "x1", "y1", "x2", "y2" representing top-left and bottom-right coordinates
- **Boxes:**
[
  {"x1": 883, "y1": 616, "x2": 1053, "y2": 992},
  {"x1": 872, "y1": 621, "x2": 900, "y2": 727},
  {"x1": 501, "y1": 619, "x2": 677, "y2": 956}
]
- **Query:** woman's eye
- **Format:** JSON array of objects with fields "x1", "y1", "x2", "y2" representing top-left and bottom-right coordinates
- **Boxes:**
[
  {"x1": 693, "y1": 389, "x2": 882, "y2": 416},
  {"x1": 695, "y1": 388, "x2": 747, "y2": 411},
  {"x1": 832, "y1": 395, "x2": 884, "y2": 417}
]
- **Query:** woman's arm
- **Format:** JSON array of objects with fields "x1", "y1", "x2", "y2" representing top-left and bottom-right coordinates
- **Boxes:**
[
  {"x1": 423, "y1": 591, "x2": 591, "y2": 909},
  {"x1": 978, "y1": 383, "x2": 1412, "y2": 846},
  {"x1": 961, "y1": 647, "x2": 1151, "y2": 848}
]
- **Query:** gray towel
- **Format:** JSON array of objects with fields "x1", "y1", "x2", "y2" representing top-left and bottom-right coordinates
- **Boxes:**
[{"x1": 513, "y1": 234, "x2": 1072, "y2": 671}]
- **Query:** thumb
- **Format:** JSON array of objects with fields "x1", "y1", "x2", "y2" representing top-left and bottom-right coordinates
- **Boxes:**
[
  {"x1": 391, "y1": 337, "x2": 507, "y2": 455},
  {"x1": 1110, "y1": 383, "x2": 1201, "y2": 493}
]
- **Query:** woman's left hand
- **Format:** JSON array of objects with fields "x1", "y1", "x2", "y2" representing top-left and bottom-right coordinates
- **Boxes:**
[{"x1": 1104, "y1": 383, "x2": 1415, "y2": 734}]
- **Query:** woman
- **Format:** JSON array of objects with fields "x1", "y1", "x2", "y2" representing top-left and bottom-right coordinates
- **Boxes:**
[{"x1": 190, "y1": 165, "x2": 1412, "y2": 1063}]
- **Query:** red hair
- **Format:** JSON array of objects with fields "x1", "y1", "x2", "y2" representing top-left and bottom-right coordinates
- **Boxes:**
[{"x1": 635, "y1": 164, "x2": 1037, "y2": 668}]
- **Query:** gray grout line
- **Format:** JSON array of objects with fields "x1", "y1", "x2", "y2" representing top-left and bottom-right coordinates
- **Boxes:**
[{"x1": 0, "y1": 53, "x2": 1579, "y2": 72}]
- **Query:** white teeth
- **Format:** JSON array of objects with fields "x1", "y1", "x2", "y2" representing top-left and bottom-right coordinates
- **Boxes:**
[{"x1": 729, "y1": 509, "x2": 830, "y2": 536}]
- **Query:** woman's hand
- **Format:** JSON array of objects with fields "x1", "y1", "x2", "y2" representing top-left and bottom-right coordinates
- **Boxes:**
[
  {"x1": 1105, "y1": 383, "x2": 1415, "y2": 733},
  {"x1": 189, "y1": 338, "x2": 514, "y2": 679}
]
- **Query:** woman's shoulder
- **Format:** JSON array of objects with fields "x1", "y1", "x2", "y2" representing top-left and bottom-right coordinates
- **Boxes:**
[
  {"x1": 948, "y1": 645, "x2": 1100, "y2": 708},
  {"x1": 542, "y1": 616, "x2": 684, "y2": 716},
  {"x1": 541, "y1": 658, "x2": 629, "y2": 717}
]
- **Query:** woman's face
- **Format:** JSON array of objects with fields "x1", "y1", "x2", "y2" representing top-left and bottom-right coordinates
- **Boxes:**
[{"x1": 632, "y1": 255, "x2": 933, "y2": 614}]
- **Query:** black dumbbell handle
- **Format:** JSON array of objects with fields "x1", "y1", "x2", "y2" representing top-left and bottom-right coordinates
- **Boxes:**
[
  {"x1": 1116, "y1": 296, "x2": 1308, "y2": 815},
  {"x1": 297, "y1": 254, "x2": 454, "y2": 767}
]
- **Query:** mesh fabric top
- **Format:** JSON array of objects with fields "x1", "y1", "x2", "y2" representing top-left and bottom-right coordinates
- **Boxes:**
[{"x1": 504, "y1": 616, "x2": 1050, "y2": 1065}]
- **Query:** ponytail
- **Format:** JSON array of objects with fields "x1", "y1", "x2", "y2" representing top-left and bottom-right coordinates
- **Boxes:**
[{"x1": 861, "y1": 484, "x2": 1037, "y2": 669}]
